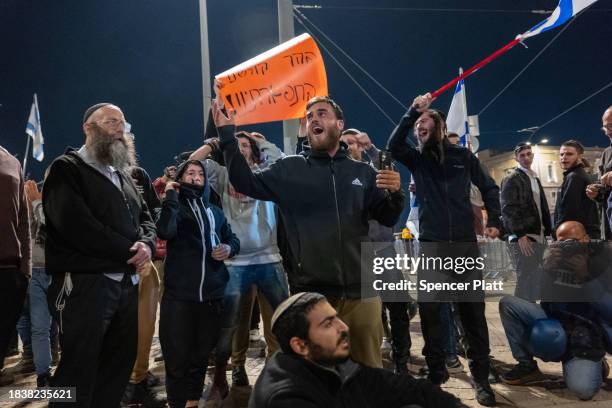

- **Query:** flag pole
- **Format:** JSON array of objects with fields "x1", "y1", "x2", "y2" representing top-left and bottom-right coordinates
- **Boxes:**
[
  {"x1": 431, "y1": 38, "x2": 521, "y2": 99},
  {"x1": 23, "y1": 131, "x2": 31, "y2": 176},
  {"x1": 457, "y1": 67, "x2": 472, "y2": 149}
]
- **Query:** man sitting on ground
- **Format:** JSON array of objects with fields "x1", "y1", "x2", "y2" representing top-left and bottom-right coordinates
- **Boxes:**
[{"x1": 250, "y1": 292, "x2": 466, "y2": 408}]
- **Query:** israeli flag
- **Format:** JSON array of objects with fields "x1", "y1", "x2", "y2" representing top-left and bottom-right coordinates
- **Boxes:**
[
  {"x1": 520, "y1": 0, "x2": 598, "y2": 40},
  {"x1": 26, "y1": 94, "x2": 44, "y2": 162},
  {"x1": 405, "y1": 176, "x2": 420, "y2": 239},
  {"x1": 446, "y1": 71, "x2": 469, "y2": 148}
]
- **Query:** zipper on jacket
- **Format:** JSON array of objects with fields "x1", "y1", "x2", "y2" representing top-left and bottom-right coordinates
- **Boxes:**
[
  {"x1": 188, "y1": 199, "x2": 207, "y2": 302},
  {"x1": 330, "y1": 160, "x2": 346, "y2": 297}
]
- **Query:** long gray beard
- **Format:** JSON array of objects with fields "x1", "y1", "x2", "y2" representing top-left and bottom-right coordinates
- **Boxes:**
[{"x1": 89, "y1": 128, "x2": 137, "y2": 171}]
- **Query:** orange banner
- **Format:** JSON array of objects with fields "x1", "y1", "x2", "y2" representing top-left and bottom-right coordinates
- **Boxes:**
[{"x1": 215, "y1": 33, "x2": 328, "y2": 126}]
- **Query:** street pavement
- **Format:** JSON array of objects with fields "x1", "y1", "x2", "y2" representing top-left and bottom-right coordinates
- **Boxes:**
[{"x1": 2, "y1": 303, "x2": 611, "y2": 407}]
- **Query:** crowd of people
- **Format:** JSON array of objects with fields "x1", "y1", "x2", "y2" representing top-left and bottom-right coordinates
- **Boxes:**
[{"x1": 0, "y1": 86, "x2": 610, "y2": 408}]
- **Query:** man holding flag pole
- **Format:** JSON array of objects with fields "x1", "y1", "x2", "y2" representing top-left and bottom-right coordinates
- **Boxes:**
[{"x1": 387, "y1": 92, "x2": 502, "y2": 406}]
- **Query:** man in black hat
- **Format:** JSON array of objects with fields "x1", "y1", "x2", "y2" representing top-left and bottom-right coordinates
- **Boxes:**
[
  {"x1": 500, "y1": 142, "x2": 552, "y2": 301},
  {"x1": 43, "y1": 103, "x2": 156, "y2": 407},
  {"x1": 250, "y1": 292, "x2": 465, "y2": 408}
]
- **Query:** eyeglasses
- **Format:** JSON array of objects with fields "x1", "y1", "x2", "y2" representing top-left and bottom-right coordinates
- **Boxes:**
[
  {"x1": 602, "y1": 124, "x2": 612, "y2": 132},
  {"x1": 93, "y1": 119, "x2": 132, "y2": 133}
]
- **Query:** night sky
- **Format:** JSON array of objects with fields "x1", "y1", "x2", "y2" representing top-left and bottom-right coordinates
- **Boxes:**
[{"x1": 1, "y1": 0, "x2": 611, "y2": 184}]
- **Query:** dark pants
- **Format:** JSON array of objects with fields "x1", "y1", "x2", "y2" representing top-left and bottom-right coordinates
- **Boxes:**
[
  {"x1": 420, "y1": 301, "x2": 490, "y2": 381},
  {"x1": 383, "y1": 302, "x2": 412, "y2": 364},
  {"x1": 0, "y1": 267, "x2": 28, "y2": 369},
  {"x1": 417, "y1": 241, "x2": 490, "y2": 383},
  {"x1": 509, "y1": 239, "x2": 544, "y2": 302},
  {"x1": 48, "y1": 273, "x2": 138, "y2": 408},
  {"x1": 160, "y1": 297, "x2": 223, "y2": 408}
]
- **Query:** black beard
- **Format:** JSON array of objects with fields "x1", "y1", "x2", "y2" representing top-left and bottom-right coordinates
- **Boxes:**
[
  {"x1": 88, "y1": 124, "x2": 137, "y2": 171},
  {"x1": 307, "y1": 331, "x2": 350, "y2": 368},
  {"x1": 421, "y1": 134, "x2": 447, "y2": 164},
  {"x1": 309, "y1": 128, "x2": 341, "y2": 152}
]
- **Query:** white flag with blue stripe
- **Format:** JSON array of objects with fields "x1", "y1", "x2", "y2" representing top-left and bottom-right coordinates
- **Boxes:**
[
  {"x1": 25, "y1": 94, "x2": 44, "y2": 162},
  {"x1": 519, "y1": 0, "x2": 598, "y2": 40},
  {"x1": 446, "y1": 70, "x2": 470, "y2": 147}
]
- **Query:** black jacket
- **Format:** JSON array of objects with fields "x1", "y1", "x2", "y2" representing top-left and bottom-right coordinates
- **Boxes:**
[
  {"x1": 554, "y1": 164, "x2": 600, "y2": 239},
  {"x1": 596, "y1": 144, "x2": 612, "y2": 239},
  {"x1": 501, "y1": 168, "x2": 552, "y2": 238},
  {"x1": 387, "y1": 108, "x2": 501, "y2": 242},
  {"x1": 156, "y1": 160, "x2": 240, "y2": 302},
  {"x1": 131, "y1": 167, "x2": 161, "y2": 218},
  {"x1": 43, "y1": 149, "x2": 156, "y2": 275},
  {"x1": 218, "y1": 125, "x2": 404, "y2": 298},
  {"x1": 249, "y1": 352, "x2": 462, "y2": 408}
]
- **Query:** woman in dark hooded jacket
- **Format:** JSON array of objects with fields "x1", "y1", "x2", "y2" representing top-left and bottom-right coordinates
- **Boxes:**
[{"x1": 157, "y1": 159, "x2": 239, "y2": 408}]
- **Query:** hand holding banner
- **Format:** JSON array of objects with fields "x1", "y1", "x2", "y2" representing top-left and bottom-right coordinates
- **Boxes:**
[{"x1": 215, "y1": 33, "x2": 328, "y2": 126}]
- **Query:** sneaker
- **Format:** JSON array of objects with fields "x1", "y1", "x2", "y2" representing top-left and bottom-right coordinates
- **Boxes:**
[
  {"x1": 6, "y1": 358, "x2": 35, "y2": 375},
  {"x1": 473, "y1": 381, "x2": 496, "y2": 406},
  {"x1": 381, "y1": 338, "x2": 392, "y2": 351},
  {"x1": 445, "y1": 355, "x2": 464, "y2": 373},
  {"x1": 146, "y1": 371, "x2": 161, "y2": 388},
  {"x1": 0, "y1": 370, "x2": 15, "y2": 386},
  {"x1": 232, "y1": 365, "x2": 249, "y2": 386},
  {"x1": 122, "y1": 380, "x2": 167, "y2": 408},
  {"x1": 36, "y1": 372, "x2": 51, "y2": 388},
  {"x1": 488, "y1": 363, "x2": 501, "y2": 384},
  {"x1": 249, "y1": 329, "x2": 263, "y2": 343},
  {"x1": 501, "y1": 362, "x2": 543, "y2": 385}
]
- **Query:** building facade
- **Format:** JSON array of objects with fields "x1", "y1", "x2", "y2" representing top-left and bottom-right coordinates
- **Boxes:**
[{"x1": 478, "y1": 145, "x2": 604, "y2": 213}]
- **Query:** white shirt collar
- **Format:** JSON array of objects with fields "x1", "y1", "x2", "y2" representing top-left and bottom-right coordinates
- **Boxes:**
[{"x1": 518, "y1": 165, "x2": 537, "y2": 178}]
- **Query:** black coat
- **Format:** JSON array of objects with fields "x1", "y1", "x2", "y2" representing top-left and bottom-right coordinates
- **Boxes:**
[
  {"x1": 501, "y1": 168, "x2": 552, "y2": 238},
  {"x1": 43, "y1": 149, "x2": 156, "y2": 275},
  {"x1": 554, "y1": 165, "x2": 600, "y2": 239},
  {"x1": 219, "y1": 125, "x2": 404, "y2": 298},
  {"x1": 249, "y1": 352, "x2": 461, "y2": 408},
  {"x1": 156, "y1": 160, "x2": 239, "y2": 301},
  {"x1": 387, "y1": 108, "x2": 501, "y2": 242},
  {"x1": 597, "y1": 144, "x2": 612, "y2": 239},
  {"x1": 131, "y1": 166, "x2": 161, "y2": 218}
]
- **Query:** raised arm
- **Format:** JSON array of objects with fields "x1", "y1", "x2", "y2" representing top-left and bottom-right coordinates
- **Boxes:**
[
  {"x1": 213, "y1": 100, "x2": 282, "y2": 203},
  {"x1": 155, "y1": 185, "x2": 180, "y2": 241},
  {"x1": 386, "y1": 94, "x2": 433, "y2": 172}
]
